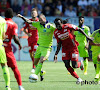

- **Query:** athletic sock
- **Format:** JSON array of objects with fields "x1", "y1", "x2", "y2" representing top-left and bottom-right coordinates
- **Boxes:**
[
  {"x1": 35, "y1": 63, "x2": 43, "y2": 75},
  {"x1": 32, "y1": 58, "x2": 35, "y2": 68},
  {"x1": 12, "y1": 67, "x2": 22, "y2": 85},
  {"x1": 67, "y1": 67, "x2": 79, "y2": 79},
  {"x1": 2, "y1": 66, "x2": 10, "y2": 87},
  {"x1": 83, "y1": 58, "x2": 88, "y2": 72}
]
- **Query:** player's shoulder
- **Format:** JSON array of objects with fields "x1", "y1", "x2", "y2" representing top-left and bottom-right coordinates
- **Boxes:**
[
  {"x1": 84, "y1": 25, "x2": 90, "y2": 30},
  {"x1": 0, "y1": 16, "x2": 6, "y2": 23}
]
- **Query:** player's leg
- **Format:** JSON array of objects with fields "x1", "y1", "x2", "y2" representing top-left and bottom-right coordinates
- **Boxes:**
[
  {"x1": 83, "y1": 57, "x2": 88, "y2": 75},
  {"x1": 95, "y1": 54, "x2": 100, "y2": 81},
  {"x1": 6, "y1": 51, "x2": 24, "y2": 90},
  {"x1": 0, "y1": 47, "x2": 10, "y2": 89}
]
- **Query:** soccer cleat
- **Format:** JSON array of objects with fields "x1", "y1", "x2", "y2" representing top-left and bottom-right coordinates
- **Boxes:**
[
  {"x1": 95, "y1": 74, "x2": 99, "y2": 79},
  {"x1": 19, "y1": 86, "x2": 25, "y2": 90},
  {"x1": 84, "y1": 71, "x2": 87, "y2": 75},
  {"x1": 40, "y1": 71, "x2": 46, "y2": 81},
  {"x1": 67, "y1": 72, "x2": 70, "y2": 75},
  {"x1": 6, "y1": 86, "x2": 11, "y2": 90},
  {"x1": 80, "y1": 60, "x2": 84, "y2": 70},
  {"x1": 31, "y1": 68, "x2": 35, "y2": 73},
  {"x1": 77, "y1": 78, "x2": 83, "y2": 82}
]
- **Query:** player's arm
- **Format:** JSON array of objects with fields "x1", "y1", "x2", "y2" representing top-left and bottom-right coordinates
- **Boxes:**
[
  {"x1": 77, "y1": 28, "x2": 93, "y2": 41},
  {"x1": 17, "y1": 14, "x2": 33, "y2": 24},
  {"x1": 89, "y1": 41, "x2": 100, "y2": 46},
  {"x1": 54, "y1": 41, "x2": 62, "y2": 63},
  {"x1": 13, "y1": 35, "x2": 22, "y2": 50},
  {"x1": 23, "y1": 28, "x2": 32, "y2": 37}
]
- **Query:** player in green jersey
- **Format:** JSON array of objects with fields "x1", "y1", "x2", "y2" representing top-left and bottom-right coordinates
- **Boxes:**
[
  {"x1": 74, "y1": 16, "x2": 90, "y2": 75},
  {"x1": 0, "y1": 16, "x2": 11, "y2": 90},
  {"x1": 90, "y1": 29, "x2": 100, "y2": 82},
  {"x1": 17, "y1": 14, "x2": 55, "y2": 81}
]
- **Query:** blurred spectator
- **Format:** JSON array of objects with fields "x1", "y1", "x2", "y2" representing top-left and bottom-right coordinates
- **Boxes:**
[
  {"x1": 42, "y1": 6, "x2": 52, "y2": 16},
  {"x1": 88, "y1": 0, "x2": 99, "y2": 8},
  {"x1": 56, "y1": 1, "x2": 63, "y2": 13},
  {"x1": 11, "y1": 0, "x2": 21, "y2": 15},
  {"x1": 64, "y1": 5, "x2": 76, "y2": 17},
  {"x1": 0, "y1": 0, "x2": 10, "y2": 16},
  {"x1": 20, "y1": 0, "x2": 31, "y2": 16},
  {"x1": 78, "y1": 0, "x2": 88, "y2": 9},
  {"x1": 54, "y1": 8, "x2": 62, "y2": 16},
  {"x1": 11, "y1": 0, "x2": 23, "y2": 7},
  {"x1": 67, "y1": 0, "x2": 78, "y2": 7},
  {"x1": 88, "y1": 7, "x2": 98, "y2": 17}
]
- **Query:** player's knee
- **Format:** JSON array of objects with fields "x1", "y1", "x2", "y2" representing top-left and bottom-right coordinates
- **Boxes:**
[{"x1": 97, "y1": 54, "x2": 100, "y2": 61}]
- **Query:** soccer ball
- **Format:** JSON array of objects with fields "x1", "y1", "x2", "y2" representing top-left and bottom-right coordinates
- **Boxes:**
[{"x1": 29, "y1": 74, "x2": 38, "y2": 83}]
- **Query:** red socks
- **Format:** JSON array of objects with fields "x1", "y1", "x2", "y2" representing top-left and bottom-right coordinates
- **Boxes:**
[
  {"x1": 67, "y1": 67, "x2": 79, "y2": 79},
  {"x1": 12, "y1": 67, "x2": 22, "y2": 85},
  {"x1": 32, "y1": 58, "x2": 35, "y2": 68}
]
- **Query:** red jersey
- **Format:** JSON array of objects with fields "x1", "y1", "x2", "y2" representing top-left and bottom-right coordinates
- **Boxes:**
[
  {"x1": 23, "y1": 18, "x2": 38, "y2": 44},
  {"x1": 4, "y1": 18, "x2": 18, "y2": 50},
  {"x1": 54, "y1": 24, "x2": 79, "y2": 51}
]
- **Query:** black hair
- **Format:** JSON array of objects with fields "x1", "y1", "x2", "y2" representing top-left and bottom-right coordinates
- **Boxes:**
[
  {"x1": 54, "y1": 18, "x2": 63, "y2": 24},
  {"x1": 79, "y1": 16, "x2": 84, "y2": 20},
  {"x1": 5, "y1": 8, "x2": 13, "y2": 18}
]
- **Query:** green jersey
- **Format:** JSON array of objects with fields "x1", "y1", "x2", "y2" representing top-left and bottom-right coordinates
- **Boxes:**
[
  {"x1": 91, "y1": 29, "x2": 100, "y2": 51},
  {"x1": 32, "y1": 22, "x2": 55, "y2": 48},
  {"x1": 0, "y1": 16, "x2": 6, "y2": 45},
  {"x1": 74, "y1": 25, "x2": 90, "y2": 46}
]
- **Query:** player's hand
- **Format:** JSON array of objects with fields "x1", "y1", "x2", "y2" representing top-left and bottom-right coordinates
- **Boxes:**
[
  {"x1": 54, "y1": 55, "x2": 58, "y2": 63},
  {"x1": 27, "y1": 33, "x2": 32, "y2": 37},
  {"x1": 17, "y1": 14, "x2": 23, "y2": 18},
  {"x1": 19, "y1": 45, "x2": 22, "y2": 50}
]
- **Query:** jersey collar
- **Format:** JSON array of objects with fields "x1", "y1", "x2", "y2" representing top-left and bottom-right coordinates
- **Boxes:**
[{"x1": 5, "y1": 18, "x2": 12, "y2": 21}]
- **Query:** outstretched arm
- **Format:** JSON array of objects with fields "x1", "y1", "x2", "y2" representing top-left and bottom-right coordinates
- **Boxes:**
[
  {"x1": 77, "y1": 28, "x2": 93, "y2": 41},
  {"x1": 17, "y1": 14, "x2": 33, "y2": 24},
  {"x1": 89, "y1": 41, "x2": 100, "y2": 46}
]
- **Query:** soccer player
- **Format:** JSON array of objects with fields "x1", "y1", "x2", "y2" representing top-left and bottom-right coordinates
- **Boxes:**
[
  {"x1": 17, "y1": 13, "x2": 55, "y2": 81},
  {"x1": 54, "y1": 18, "x2": 93, "y2": 82},
  {"x1": 74, "y1": 16, "x2": 90, "y2": 75},
  {"x1": 21, "y1": 8, "x2": 39, "y2": 73},
  {"x1": 90, "y1": 29, "x2": 100, "y2": 81},
  {"x1": 0, "y1": 16, "x2": 11, "y2": 90},
  {"x1": 3, "y1": 8, "x2": 24, "y2": 90}
]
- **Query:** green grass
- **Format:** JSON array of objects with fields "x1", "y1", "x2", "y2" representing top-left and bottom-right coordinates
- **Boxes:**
[{"x1": 0, "y1": 61, "x2": 100, "y2": 90}]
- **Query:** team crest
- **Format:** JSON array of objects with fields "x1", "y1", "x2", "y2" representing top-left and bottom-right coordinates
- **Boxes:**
[{"x1": 47, "y1": 25, "x2": 50, "y2": 29}]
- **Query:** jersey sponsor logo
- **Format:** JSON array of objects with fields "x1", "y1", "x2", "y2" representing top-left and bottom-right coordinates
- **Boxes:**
[
  {"x1": 58, "y1": 32, "x2": 69, "y2": 40},
  {"x1": 62, "y1": 53, "x2": 66, "y2": 57},
  {"x1": 6, "y1": 21, "x2": 14, "y2": 25},
  {"x1": 43, "y1": 29, "x2": 46, "y2": 32},
  {"x1": 64, "y1": 26, "x2": 68, "y2": 28},
  {"x1": 64, "y1": 29, "x2": 67, "y2": 32},
  {"x1": 57, "y1": 33, "x2": 60, "y2": 35},
  {"x1": 55, "y1": 31, "x2": 58, "y2": 34}
]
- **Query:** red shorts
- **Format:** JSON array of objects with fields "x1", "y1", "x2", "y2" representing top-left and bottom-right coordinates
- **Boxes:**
[
  {"x1": 62, "y1": 49, "x2": 79, "y2": 61},
  {"x1": 5, "y1": 49, "x2": 17, "y2": 68},
  {"x1": 28, "y1": 42, "x2": 38, "y2": 53}
]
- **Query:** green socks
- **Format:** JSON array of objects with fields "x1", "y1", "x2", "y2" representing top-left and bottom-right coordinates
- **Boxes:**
[
  {"x1": 83, "y1": 58, "x2": 88, "y2": 73},
  {"x1": 95, "y1": 61, "x2": 100, "y2": 79},
  {"x1": 35, "y1": 63, "x2": 43, "y2": 75},
  {"x1": 2, "y1": 66, "x2": 10, "y2": 88}
]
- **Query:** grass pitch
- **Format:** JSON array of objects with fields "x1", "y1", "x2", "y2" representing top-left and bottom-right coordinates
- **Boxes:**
[{"x1": 0, "y1": 61, "x2": 100, "y2": 90}]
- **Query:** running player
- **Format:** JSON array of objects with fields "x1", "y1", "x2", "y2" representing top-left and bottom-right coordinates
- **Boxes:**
[
  {"x1": 17, "y1": 13, "x2": 55, "y2": 82},
  {"x1": 54, "y1": 18, "x2": 93, "y2": 82},
  {"x1": 74, "y1": 16, "x2": 90, "y2": 75},
  {"x1": 90, "y1": 29, "x2": 100, "y2": 81},
  {"x1": 4, "y1": 8, "x2": 24, "y2": 90},
  {"x1": 0, "y1": 16, "x2": 11, "y2": 90},
  {"x1": 21, "y1": 8, "x2": 39, "y2": 73}
]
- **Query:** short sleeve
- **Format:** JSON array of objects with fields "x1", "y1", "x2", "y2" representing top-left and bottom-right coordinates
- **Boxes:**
[
  {"x1": 68, "y1": 24, "x2": 78, "y2": 31},
  {"x1": 86, "y1": 27, "x2": 91, "y2": 36},
  {"x1": 50, "y1": 23, "x2": 56, "y2": 31},
  {"x1": 12, "y1": 23, "x2": 18, "y2": 36}
]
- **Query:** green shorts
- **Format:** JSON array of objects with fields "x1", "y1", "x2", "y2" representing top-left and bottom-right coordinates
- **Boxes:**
[
  {"x1": 0, "y1": 45, "x2": 7, "y2": 63},
  {"x1": 78, "y1": 45, "x2": 89, "y2": 57},
  {"x1": 34, "y1": 46, "x2": 51, "y2": 60},
  {"x1": 92, "y1": 50, "x2": 100, "y2": 64}
]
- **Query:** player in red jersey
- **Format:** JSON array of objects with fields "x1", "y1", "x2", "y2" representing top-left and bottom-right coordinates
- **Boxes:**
[
  {"x1": 21, "y1": 8, "x2": 38, "y2": 73},
  {"x1": 3, "y1": 8, "x2": 25, "y2": 90},
  {"x1": 54, "y1": 18, "x2": 93, "y2": 82}
]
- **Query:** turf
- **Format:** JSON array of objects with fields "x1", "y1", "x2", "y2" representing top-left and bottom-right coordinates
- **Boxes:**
[{"x1": 0, "y1": 61, "x2": 100, "y2": 90}]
